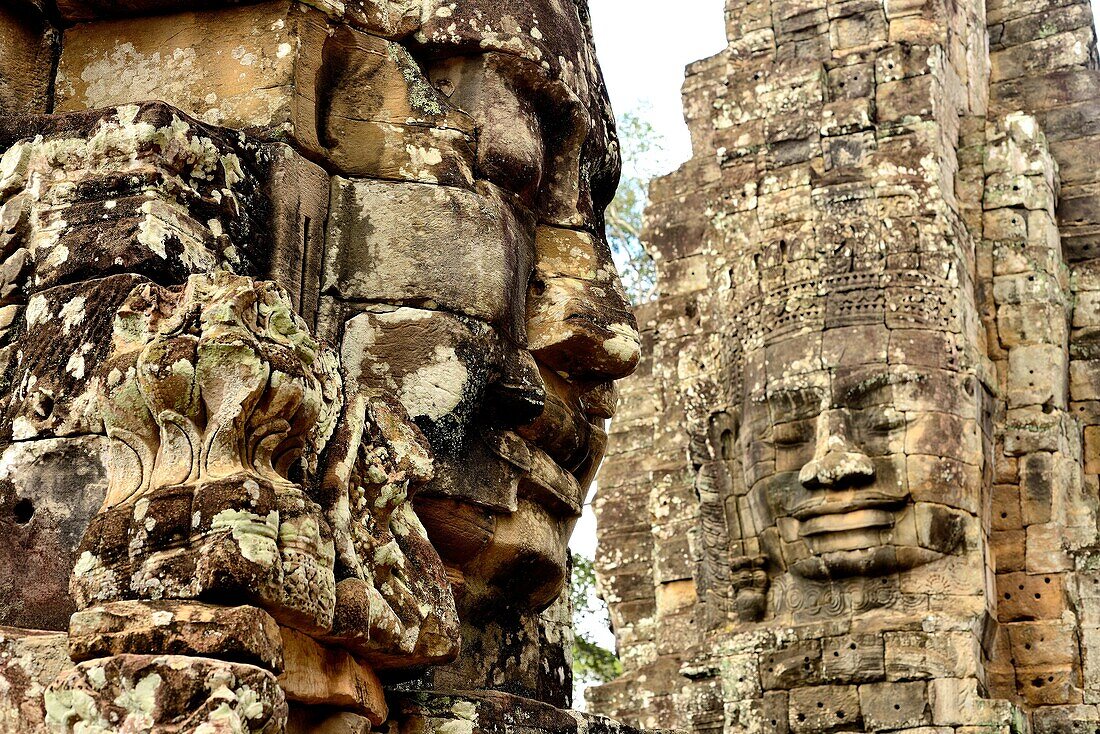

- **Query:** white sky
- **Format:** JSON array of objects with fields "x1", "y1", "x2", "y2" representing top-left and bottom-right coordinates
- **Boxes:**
[{"x1": 589, "y1": 0, "x2": 728, "y2": 175}]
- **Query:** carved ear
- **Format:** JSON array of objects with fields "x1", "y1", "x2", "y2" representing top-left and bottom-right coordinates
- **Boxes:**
[{"x1": 694, "y1": 408, "x2": 768, "y2": 626}]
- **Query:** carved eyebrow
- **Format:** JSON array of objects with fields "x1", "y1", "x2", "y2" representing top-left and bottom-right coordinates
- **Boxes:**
[
  {"x1": 836, "y1": 370, "x2": 926, "y2": 404},
  {"x1": 762, "y1": 385, "x2": 826, "y2": 418},
  {"x1": 765, "y1": 385, "x2": 825, "y2": 401}
]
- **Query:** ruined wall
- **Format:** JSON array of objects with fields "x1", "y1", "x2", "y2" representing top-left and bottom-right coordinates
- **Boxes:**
[
  {"x1": 0, "y1": 2, "x2": 646, "y2": 732},
  {"x1": 592, "y1": 0, "x2": 1100, "y2": 730}
]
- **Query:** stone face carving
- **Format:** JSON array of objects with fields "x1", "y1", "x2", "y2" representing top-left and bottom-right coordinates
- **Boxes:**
[
  {"x1": 0, "y1": 0, "x2": 643, "y2": 732},
  {"x1": 591, "y1": 0, "x2": 1100, "y2": 730}
]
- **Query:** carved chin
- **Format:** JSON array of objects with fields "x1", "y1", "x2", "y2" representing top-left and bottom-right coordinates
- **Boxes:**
[{"x1": 791, "y1": 545, "x2": 947, "y2": 579}]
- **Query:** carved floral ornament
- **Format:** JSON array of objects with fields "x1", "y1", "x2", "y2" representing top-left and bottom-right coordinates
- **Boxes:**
[{"x1": 75, "y1": 272, "x2": 457, "y2": 666}]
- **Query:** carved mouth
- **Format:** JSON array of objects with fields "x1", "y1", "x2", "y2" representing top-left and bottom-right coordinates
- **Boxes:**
[
  {"x1": 507, "y1": 372, "x2": 608, "y2": 519},
  {"x1": 797, "y1": 508, "x2": 897, "y2": 537},
  {"x1": 789, "y1": 491, "x2": 907, "y2": 521}
]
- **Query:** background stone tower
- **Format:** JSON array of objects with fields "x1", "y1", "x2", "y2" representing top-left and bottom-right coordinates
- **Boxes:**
[
  {"x1": 0, "y1": 1, "x2": 646, "y2": 732},
  {"x1": 590, "y1": 0, "x2": 1100, "y2": 730}
]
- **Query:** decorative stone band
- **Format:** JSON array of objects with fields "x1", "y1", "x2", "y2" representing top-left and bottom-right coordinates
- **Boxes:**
[{"x1": 735, "y1": 269, "x2": 961, "y2": 350}]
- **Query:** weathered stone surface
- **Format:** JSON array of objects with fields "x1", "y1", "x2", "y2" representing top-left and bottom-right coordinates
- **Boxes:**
[
  {"x1": 45, "y1": 654, "x2": 287, "y2": 732},
  {"x1": 324, "y1": 179, "x2": 533, "y2": 341},
  {"x1": 68, "y1": 601, "x2": 284, "y2": 672},
  {"x1": 0, "y1": 436, "x2": 107, "y2": 630},
  {"x1": 0, "y1": 628, "x2": 70, "y2": 733},
  {"x1": 0, "y1": 0, "x2": 639, "y2": 729},
  {"x1": 0, "y1": 4, "x2": 54, "y2": 119},
  {"x1": 278, "y1": 627, "x2": 386, "y2": 724},
  {"x1": 55, "y1": 3, "x2": 476, "y2": 185}
]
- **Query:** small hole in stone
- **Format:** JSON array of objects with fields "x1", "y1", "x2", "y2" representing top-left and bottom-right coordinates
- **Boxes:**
[
  {"x1": 1035, "y1": 593, "x2": 1042, "y2": 599},
  {"x1": 833, "y1": 651, "x2": 840, "y2": 657},
  {"x1": 894, "y1": 704, "x2": 901, "y2": 711},
  {"x1": 13, "y1": 498, "x2": 33, "y2": 525},
  {"x1": 797, "y1": 714, "x2": 806, "y2": 722},
  {"x1": 817, "y1": 702, "x2": 824, "y2": 709},
  {"x1": 1044, "y1": 577, "x2": 1051, "y2": 583}
]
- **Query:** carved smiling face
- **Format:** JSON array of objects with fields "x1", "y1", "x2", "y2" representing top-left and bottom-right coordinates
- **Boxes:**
[{"x1": 738, "y1": 315, "x2": 980, "y2": 579}]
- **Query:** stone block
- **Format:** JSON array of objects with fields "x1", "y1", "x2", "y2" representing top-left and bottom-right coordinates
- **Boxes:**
[
  {"x1": 0, "y1": 4, "x2": 54, "y2": 118},
  {"x1": 858, "y1": 680, "x2": 930, "y2": 729},
  {"x1": 990, "y1": 27, "x2": 1097, "y2": 83},
  {"x1": 1016, "y1": 664, "x2": 1079, "y2": 706},
  {"x1": 0, "y1": 628, "x2": 70, "y2": 734},
  {"x1": 528, "y1": 227, "x2": 640, "y2": 380},
  {"x1": 821, "y1": 633, "x2": 886, "y2": 684},
  {"x1": 0, "y1": 435, "x2": 107, "y2": 631},
  {"x1": 997, "y1": 572, "x2": 1068, "y2": 621},
  {"x1": 278, "y1": 628, "x2": 386, "y2": 725},
  {"x1": 992, "y1": 483, "x2": 1023, "y2": 530},
  {"x1": 68, "y1": 601, "x2": 284, "y2": 672},
  {"x1": 992, "y1": 529, "x2": 1026, "y2": 572},
  {"x1": 928, "y1": 677, "x2": 1022, "y2": 726},
  {"x1": 1005, "y1": 621, "x2": 1078, "y2": 667},
  {"x1": 287, "y1": 708, "x2": 373, "y2": 734},
  {"x1": 906, "y1": 454, "x2": 981, "y2": 513},
  {"x1": 1020, "y1": 451, "x2": 1057, "y2": 526},
  {"x1": 788, "y1": 684, "x2": 861, "y2": 732},
  {"x1": 264, "y1": 143, "x2": 329, "y2": 326},
  {"x1": 1007, "y1": 344, "x2": 1067, "y2": 408},
  {"x1": 884, "y1": 629, "x2": 981, "y2": 680},
  {"x1": 1026, "y1": 523, "x2": 1072, "y2": 573},
  {"x1": 1031, "y1": 705, "x2": 1100, "y2": 734},
  {"x1": 47, "y1": 654, "x2": 286, "y2": 732},
  {"x1": 1073, "y1": 360, "x2": 1100, "y2": 401},
  {"x1": 761, "y1": 640, "x2": 824, "y2": 690},
  {"x1": 325, "y1": 178, "x2": 533, "y2": 340}
]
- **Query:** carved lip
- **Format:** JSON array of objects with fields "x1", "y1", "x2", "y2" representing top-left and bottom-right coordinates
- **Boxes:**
[
  {"x1": 797, "y1": 508, "x2": 897, "y2": 537},
  {"x1": 789, "y1": 492, "x2": 907, "y2": 521}
]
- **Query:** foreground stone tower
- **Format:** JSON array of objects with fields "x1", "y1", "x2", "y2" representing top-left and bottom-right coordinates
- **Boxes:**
[
  {"x1": 591, "y1": 0, "x2": 1100, "y2": 730},
  {"x1": 0, "y1": 1, "x2": 643, "y2": 732}
]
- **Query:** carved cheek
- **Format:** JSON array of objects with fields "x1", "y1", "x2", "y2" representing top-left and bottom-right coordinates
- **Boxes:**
[{"x1": 757, "y1": 472, "x2": 806, "y2": 522}]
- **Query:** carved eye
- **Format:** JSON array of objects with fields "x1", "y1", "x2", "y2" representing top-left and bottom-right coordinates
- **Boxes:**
[
  {"x1": 772, "y1": 421, "x2": 813, "y2": 447},
  {"x1": 865, "y1": 409, "x2": 906, "y2": 433}
]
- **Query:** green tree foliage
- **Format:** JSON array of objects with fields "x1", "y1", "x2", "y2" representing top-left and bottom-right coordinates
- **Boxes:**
[
  {"x1": 607, "y1": 110, "x2": 665, "y2": 305},
  {"x1": 570, "y1": 551, "x2": 622, "y2": 685}
]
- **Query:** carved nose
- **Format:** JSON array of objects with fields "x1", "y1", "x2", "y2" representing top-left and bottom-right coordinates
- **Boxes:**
[
  {"x1": 526, "y1": 226, "x2": 641, "y2": 380},
  {"x1": 798, "y1": 413, "x2": 875, "y2": 490}
]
